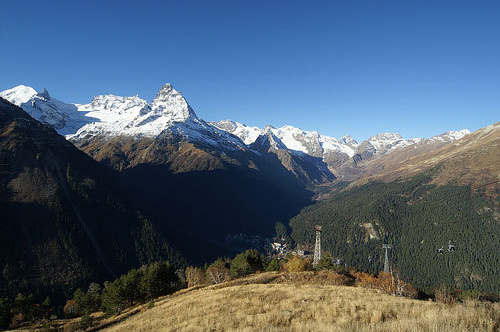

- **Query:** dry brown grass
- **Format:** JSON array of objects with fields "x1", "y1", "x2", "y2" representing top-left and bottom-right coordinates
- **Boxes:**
[{"x1": 101, "y1": 272, "x2": 500, "y2": 332}]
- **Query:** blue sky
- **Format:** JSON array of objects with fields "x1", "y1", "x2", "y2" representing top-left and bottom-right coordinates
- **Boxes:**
[{"x1": 1, "y1": 1, "x2": 499, "y2": 141}]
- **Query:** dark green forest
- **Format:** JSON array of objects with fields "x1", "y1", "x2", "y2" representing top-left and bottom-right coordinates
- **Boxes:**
[
  {"x1": 0, "y1": 98, "x2": 185, "y2": 306},
  {"x1": 289, "y1": 169, "x2": 500, "y2": 294}
]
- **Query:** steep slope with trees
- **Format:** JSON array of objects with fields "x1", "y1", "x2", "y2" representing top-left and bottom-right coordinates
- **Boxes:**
[
  {"x1": 289, "y1": 166, "x2": 500, "y2": 293},
  {"x1": 0, "y1": 98, "x2": 184, "y2": 302}
]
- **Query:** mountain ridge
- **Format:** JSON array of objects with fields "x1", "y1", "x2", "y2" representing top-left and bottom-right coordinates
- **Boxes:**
[{"x1": 1, "y1": 85, "x2": 470, "y2": 168}]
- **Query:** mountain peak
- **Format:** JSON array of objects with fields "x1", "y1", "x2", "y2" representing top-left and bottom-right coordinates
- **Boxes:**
[
  {"x1": 369, "y1": 133, "x2": 404, "y2": 141},
  {"x1": 154, "y1": 83, "x2": 179, "y2": 101},
  {"x1": 0, "y1": 85, "x2": 38, "y2": 105},
  {"x1": 251, "y1": 131, "x2": 288, "y2": 152},
  {"x1": 37, "y1": 88, "x2": 51, "y2": 100},
  {"x1": 339, "y1": 135, "x2": 359, "y2": 148},
  {"x1": 150, "y1": 83, "x2": 197, "y2": 123},
  {"x1": 431, "y1": 129, "x2": 470, "y2": 142},
  {"x1": 263, "y1": 124, "x2": 275, "y2": 132}
]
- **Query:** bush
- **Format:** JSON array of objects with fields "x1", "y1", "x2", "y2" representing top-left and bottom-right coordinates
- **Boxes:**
[
  {"x1": 266, "y1": 259, "x2": 280, "y2": 272},
  {"x1": 377, "y1": 272, "x2": 418, "y2": 298},
  {"x1": 121, "y1": 269, "x2": 145, "y2": 305},
  {"x1": 230, "y1": 249, "x2": 266, "y2": 278},
  {"x1": 141, "y1": 261, "x2": 178, "y2": 299},
  {"x1": 316, "y1": 253, "x2": 335, "y2": 270},
  {"x1": 71, "y1": 289, "x2": 88, "y2": 316},
  {"x1": 352, "y1": 271, "x2": 378, "y2": 288},
  {"x1": 80, "y1": 311, "x2": 93, "y2": 329},
  {"x1": 326, "y1": 271, "x2": 354, "y2": 286},
  {"x1": 63, "y1": 299, "x2": 80, "y2": 318},
  {"x1": 285, "y1": 255, "x2": 312, "y2": 272},
  {"x1": 457, "y1": 290, "x2": 481, "y2": 302},
  {"x1": 434, "y1": 284, "x2": 457, "y2": 304},
  {"x1": 86, "y1": 283, "x2": 102, "y2": 312},
  {"x1": 13, "y1": 293, "x2": 35, "y2": 321}
]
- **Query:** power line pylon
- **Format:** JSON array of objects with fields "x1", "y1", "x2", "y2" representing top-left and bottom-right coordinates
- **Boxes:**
[
  {"x1": 382, "y1": 243, "x2": 392, "y2": 273},
  {"x1": 313, "y1": 225, "x2": 322, "y2": 268}
]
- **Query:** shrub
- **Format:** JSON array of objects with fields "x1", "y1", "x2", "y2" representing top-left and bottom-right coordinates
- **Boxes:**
[
  {"x1": 86, "y1": 283, "x2": 102, "y2": 312},
  {"x1": 13, "y1": 293, "x2": 35, "y2": 321},
  {"x1": 101, "y1": 280, "x2": 126, "y2": 315},
  {"x1": 316, "y1": 253, "x2": 335, "y2": 270},
  {"x1": 266, "y1": 258, "x2": 280, "y2": 272},
  {"x1": 285, "y1": 255, "x2": 312, "y2": 272},
  {"x1": 230, "y1": 249, "x2": 266, "y2": 278},
  {"x1": 121, "y1": 269, "x2": 145, "y2": 305},
  {"x1": 80, "y1": 311, "x2": 93, "y2": 329},
  {"x1": 457, "y1": 290, "x2": 481, "y2": 302},
  {"x1": 434, "y1": 284, "x2": 457, "y2": 304},
  {"x1": 141, "y1": 261, "x2": 178, "y2": 299},
  {"x1": 352, "y1": 271, "x2": 378, "y2": 289},
  {"x1": 377, "y1": 272, "x2": 418, "y2": 298},
  {"x1": 71, "y1": 289, "x2": 88, "y2": 316},
  {"x1": 63, "y1": 299, "x2": 80, "y2": 318},
  {"x1": 321, "y1": 270, "x2": 354, "y2": 286}
]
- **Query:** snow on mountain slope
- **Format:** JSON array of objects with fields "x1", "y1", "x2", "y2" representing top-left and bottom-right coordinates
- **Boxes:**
[
  {"x1": 212, "y1": 121, "x2": 358, "y2": 158},
  {"x1": 1, "y1": 84, "x2": 245, "y2": 150},
  {"x1": 362, "y1": 133, "x2": 423, "y2": 156},
  {"x1": 251, "y1": 129, "x2": 289, "y2": 152},
  {"x1": 1, "y1": 84, "x2": 470, "y2": 166},
  {"x1": 210, "y1": 120, "x2": 262, "y2": 145},
  {"x1": 430, "y1": 129, "x2": 471, "y2": 142},
  {"x1": 0, "y1": 85, "x2": 37, "y2": 104},
  {"x1": 212, "y1": 120, "x2": 470, "y2": 173},
  {"x1": 0, "y1": 86, "x2": 93, "y2": 136}
]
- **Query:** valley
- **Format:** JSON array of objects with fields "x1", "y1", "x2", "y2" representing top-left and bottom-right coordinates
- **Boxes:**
[{"x1": 0, "y1": 84, "x2": 498, "y2": 330}]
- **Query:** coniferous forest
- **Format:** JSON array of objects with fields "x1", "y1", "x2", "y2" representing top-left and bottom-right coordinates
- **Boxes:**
[{"x1": 289, "y1": 168, "x2": 500, "y2": 294}]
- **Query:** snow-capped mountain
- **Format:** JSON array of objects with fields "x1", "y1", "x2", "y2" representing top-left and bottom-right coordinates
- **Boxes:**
[
  {"x1": 1, "y1": 84, "x2": 336, "y2": 186},
  {"x1": 0, "y1": 85, "x2": 91, "y2": 136},
  {"x1": 211, "y1": 121, "x2": 359, "y2": 158},
  {"x1": 210, "y1": 120, "x2": 262, "y2": 145},
  {"x1": 0, "y1": 84, "x2": 245, "y2": 151},
  {"x1": 212, "y1": 120, "x2": 470, "y2": 172},
  {"x1": 250, "y1": 130, "x2": 289, "y2": 153},
  {"x1": 1, "y1": 83, "x2": 470, "y2": 181},
  {"x1": 430, "y1": 129, "x2": 471, "y2": 143}
]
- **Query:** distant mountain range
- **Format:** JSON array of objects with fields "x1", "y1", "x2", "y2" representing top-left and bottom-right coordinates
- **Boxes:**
[
  {"x1": 211, "y1": 120, "x2": 470, "y2": 180},
  {"x1": 0, "y1": 84, "x2": 469, "y2": 182}
]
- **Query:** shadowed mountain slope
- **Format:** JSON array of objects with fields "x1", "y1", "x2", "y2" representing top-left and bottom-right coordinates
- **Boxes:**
[{"x1": 0, "y1": 98, "x2": 184, "y2": 301}]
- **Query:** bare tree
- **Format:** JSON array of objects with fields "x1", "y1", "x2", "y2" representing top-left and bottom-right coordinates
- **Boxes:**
[
  {"x1": 206, "y1": 260, "x2": 230, "y2": 284},
  {"x1": 185, "y1": 267, "x2": 205, "y2": 287}
]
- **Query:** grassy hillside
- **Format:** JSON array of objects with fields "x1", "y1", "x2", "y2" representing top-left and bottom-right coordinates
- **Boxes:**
[
  {"x1": 355, "y1": 122, "x2": 500, "y2": 197},
  {"x1": 88, "y1": 272, "x2": 500, "y2": 332}
]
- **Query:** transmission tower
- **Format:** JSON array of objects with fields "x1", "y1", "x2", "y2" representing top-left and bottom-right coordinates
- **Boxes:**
[
  {"x1": 382, "y1": 243, "x2": 392, "y2": 273},
  {"x1": 313, "y1": 225, "x2": 322, "y2": 268}
]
